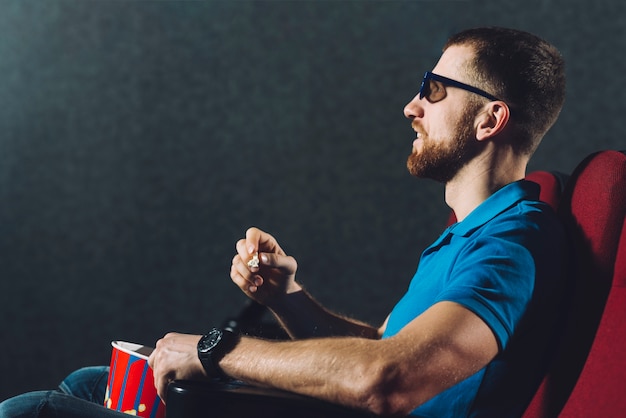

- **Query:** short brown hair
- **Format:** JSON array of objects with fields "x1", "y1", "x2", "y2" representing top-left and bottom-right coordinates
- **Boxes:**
[{"x1": 445, "y1": 27, "x2": 566, "y2": 155}]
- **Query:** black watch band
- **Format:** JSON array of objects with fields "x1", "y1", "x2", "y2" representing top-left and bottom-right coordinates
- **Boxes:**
[{"x1": 197, "y1": 328, "x2": 239, "y2": 379}]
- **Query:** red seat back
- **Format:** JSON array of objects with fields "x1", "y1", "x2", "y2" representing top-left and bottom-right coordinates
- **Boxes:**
[
  {"x1": 526, "y1": 170, "x2": 567, "y2": 211},
  {"x1": 523, "y1": 150, "x2": 626, "y2": 418}
]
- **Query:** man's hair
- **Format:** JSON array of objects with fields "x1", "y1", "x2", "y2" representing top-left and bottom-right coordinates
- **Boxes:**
[{"x1": 444, "y1": 27, "x2": 566, "y2": 155}]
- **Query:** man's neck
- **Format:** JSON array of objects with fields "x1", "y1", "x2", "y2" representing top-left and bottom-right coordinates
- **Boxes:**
[{"x1": 445, "y1": 150, "x2": 527, "y2": 222}]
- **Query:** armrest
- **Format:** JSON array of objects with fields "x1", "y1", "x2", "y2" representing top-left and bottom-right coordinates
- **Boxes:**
[{"x1": 166, "y1": 379, "x2": 373, "y2": 418}]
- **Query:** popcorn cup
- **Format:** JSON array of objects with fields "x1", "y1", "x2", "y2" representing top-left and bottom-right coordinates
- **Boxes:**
[{"x1": 104, "y1": 341, "x2": 165, "y2": 418}]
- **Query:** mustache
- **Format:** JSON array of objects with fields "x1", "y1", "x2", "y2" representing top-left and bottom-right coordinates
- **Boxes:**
[{"x1": 411, "y1": 121, "x2": 426, "y2": 136}]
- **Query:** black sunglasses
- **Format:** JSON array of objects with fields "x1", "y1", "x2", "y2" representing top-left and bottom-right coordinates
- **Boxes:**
[{"x1": 419, "y1": 71, "x2": 501, "y2": 103}]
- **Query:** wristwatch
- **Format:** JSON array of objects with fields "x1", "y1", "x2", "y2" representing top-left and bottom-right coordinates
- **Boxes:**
[{"x1": 197, "y1": 327, "x2": 239, "y2": 379}]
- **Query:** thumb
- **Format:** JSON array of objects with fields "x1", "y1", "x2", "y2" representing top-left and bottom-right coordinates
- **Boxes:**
[{"x1": 260, "y1": 252, "x2": 297, "y2": 274}]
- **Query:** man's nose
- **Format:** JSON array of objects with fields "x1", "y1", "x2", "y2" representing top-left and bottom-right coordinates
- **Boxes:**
[{"x1": 403, "y1": 95, "x2": 424, "y2": 120}]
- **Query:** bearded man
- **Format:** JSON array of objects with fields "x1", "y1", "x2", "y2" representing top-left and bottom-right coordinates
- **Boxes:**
[
  {"x1": 1, "y1": 27, "x2": 567, "y2": 418},
  {"x1": 150, "y1": 27, "x2": 567, "y2": 417}
]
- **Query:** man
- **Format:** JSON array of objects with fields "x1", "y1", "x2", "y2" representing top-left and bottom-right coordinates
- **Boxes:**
[
  {"x1": 149, "y1": 27, "x2": 567, "y2": 417},
  {"x1": 0, "y1": 27, "x2": 566, "y2": 417}
]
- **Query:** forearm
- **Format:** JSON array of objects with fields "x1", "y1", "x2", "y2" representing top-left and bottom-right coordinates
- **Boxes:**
[
  {"x1": 268, "y1": 289, "x2": 380, "y2": 340},
  {"x1": 220, "y1": 335, "x2": 390, "y2": 413},
  {"x1": 231, "y1": 228, "x2": 380, "y2": 339}
]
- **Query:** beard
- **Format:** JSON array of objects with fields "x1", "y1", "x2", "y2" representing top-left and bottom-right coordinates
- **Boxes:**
[{"x1": 406, "y1": 110, "x2": 481, "y2": 183}]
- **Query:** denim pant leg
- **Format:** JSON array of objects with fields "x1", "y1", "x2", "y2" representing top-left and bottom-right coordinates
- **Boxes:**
[
  {"x1": 58, "y1": 366, "x2": 110, "y2": 404},
  {"x1": 0, "y1": 367, "x2": 127, "y2": 418},
  {"x1": 0, "y1": 391, "x2": 128, "y2": 418}
]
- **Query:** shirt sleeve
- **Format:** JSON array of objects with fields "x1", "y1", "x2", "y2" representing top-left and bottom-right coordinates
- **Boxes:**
[{"x1": 434, "y1": 224, "x2": 537, "y2": 351}]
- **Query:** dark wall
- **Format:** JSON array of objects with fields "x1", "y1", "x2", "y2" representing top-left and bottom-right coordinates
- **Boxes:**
[{"x1": 1, "y1": 0, "x2": 624, "y2": 400}]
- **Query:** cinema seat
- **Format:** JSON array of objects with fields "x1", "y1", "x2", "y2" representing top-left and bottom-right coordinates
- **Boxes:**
[{"x1": 523, "y1": 150, "x2": 626, "y2": 418}]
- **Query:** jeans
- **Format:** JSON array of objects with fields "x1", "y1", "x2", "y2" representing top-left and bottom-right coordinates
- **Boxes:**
[{"x1": 0, "y1": 366, "x2": 127, "y2": 418}]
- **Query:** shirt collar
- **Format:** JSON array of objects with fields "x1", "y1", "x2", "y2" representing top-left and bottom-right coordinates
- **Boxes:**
[{"x1": 448, "y1": 180, "x2": 540, "y2": 237}]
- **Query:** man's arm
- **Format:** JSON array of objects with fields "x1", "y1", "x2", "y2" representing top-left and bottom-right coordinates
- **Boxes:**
[
  {"x1": 150, "y1": 301, "x2": 498, "y2": 416},
  {"x1": 230, "y1": 228, "x2": 382, "y2": 339},
  {"x1": 264, "y1": 289, "x2": 382, "y2": 339},
  {"x1": 219, "y1": 301, "x2": 497, "y2": 415}
]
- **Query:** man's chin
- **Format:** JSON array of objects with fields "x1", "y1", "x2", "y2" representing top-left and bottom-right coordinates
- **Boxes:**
[
  {"x1": 406, "y1": 154, "x2": 426, "y2": 177},
  {"x1": 407, "y1": 157, "x2": 453, "y2": 183}
]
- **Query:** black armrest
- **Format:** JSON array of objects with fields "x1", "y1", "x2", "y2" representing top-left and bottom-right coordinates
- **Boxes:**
[{"x1": 166, "y1": 379, "x2": 373, "y2": 418}]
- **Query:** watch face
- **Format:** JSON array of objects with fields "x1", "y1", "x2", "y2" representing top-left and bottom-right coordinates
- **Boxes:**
[{"x1": 198, "y1": 329, "x2": 223, "y2": 354}]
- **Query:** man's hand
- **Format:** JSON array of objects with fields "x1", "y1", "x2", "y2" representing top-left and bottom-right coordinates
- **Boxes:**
[
  {"x1": 148, "y1": 332, "x2": 206, "y2": 402},
  {"x1": 230, "y1": 227, "x2": 301, "y2": 306}
]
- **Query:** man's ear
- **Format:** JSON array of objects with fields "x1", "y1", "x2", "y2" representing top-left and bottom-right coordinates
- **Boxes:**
[{"x1": 475, "y1": 101, "x2": 510, "y2": 141}]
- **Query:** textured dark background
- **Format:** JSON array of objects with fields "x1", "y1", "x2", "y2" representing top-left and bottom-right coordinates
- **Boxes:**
[{"x1": 1, "y1": 0, "x2": 624, "y2": 401}]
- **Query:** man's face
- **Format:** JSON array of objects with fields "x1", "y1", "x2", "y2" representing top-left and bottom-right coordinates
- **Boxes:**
[
  {"x1": 404, "y1": 45, "x2": 483, "y2": 183},
  {"x1": 406, "y1": 108, "x2": 480, "y2": 183}
]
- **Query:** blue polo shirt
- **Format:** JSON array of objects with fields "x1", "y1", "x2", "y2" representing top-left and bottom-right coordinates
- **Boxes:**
[{"x1": 383, "y1": 180, "x2": 566, "y2": 417}]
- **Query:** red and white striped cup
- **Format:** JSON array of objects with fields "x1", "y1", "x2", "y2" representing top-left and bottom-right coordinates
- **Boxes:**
[{"x1": 104, "y1": 341, "x2": 165, "y2": 418}]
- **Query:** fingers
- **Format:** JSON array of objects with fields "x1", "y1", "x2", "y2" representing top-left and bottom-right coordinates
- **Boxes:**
[
  {"x1": 233, "y1": 228, "x2": 276, "y2": 294},
  {"x1": 231, "y1": 253, "x2": 263, "y2": 294},
  {"x1": 231, "y1": 227, "x2": 298, "y2": 298},
  {"x1": 235, "y1": 239, "x2": 257, "y2": 270},
  {"x1": 231, "y1": 245, "x2": 297, "y2": 284},
  {"x1": 149, "y1": 333, "x2": 204, "y2": 402},
  {"x1": 244, "y1": 227, "x2": 286, "y2": 257},
  {"x1": 149, "y1": 336, "x2": 174, "y2": 401},
  {"x1": 154, "y1": 370, "x2": 170, "y2": 402},
  {"x1": 245, "y1": 228, "x2": 261, "y2": 255},
  {"x1": 235, "y1": 231, "x2": 294, "y2": 273}
]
